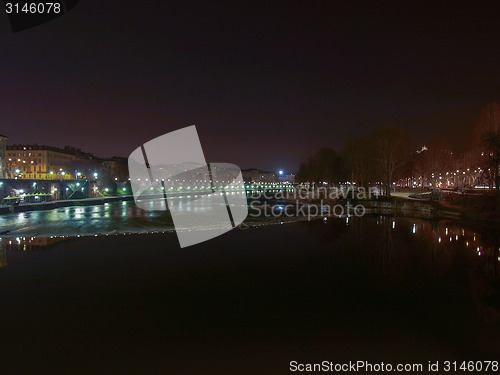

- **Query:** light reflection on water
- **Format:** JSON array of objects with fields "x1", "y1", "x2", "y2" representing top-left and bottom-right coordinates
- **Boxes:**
[
  {"x1": 0, "y1": 200, "x2": 172, "y2": 237},
  {"x1": 2, "y1": 215, "x2": 498, "y2": 266},
  {"x1": 0, "y1": 197, "x2": 289, "y2": 237},
  {"x1": 0, "y1": 214, "x2": 499, "y2": 353},
  {"x1": 0, "y1": 215, "x2": 498, "y2": 370},
  {"x1": 0, "y1": 201, "x2": 499, "y2": 284}
]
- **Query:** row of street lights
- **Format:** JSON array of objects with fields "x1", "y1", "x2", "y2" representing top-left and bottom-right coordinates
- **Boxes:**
[{"x1": 9, "y1": 168, "x2": 99, "y2": 180}]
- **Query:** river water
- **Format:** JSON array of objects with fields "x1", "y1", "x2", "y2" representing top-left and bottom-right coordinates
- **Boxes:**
[{"x1": 0, "y1": 205, "x2": 499, "y2": 373}]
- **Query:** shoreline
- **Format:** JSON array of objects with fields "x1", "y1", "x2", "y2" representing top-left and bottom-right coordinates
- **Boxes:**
[
  {"x1": 0, "y1": 195, "x2": 136, "y2": 215},
  {"x1": 0, "y1": 194, "x2": 498, "y2": 239}
]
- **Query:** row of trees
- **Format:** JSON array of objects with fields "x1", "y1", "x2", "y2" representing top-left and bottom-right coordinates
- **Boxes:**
[
  {"x1": 297, "y1": 125, "x2": 408, "y2": 196},
  {"x1": 297, "y1": 102, "x2": 500, "y2": 195}
]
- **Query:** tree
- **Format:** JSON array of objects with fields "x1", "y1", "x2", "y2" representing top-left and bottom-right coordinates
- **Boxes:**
[
  {"x1": 296, "y1": 147, "x2": 345, "y2": 184},
  {"x1": 482, "y1": 131, "x2": 500, "y2": 190},
  {"x1": 418, "y1": 141, "x2": 453, "y2": 188},
  {"x1": 372, "y1": 125, "x2": 409, "y2": 196},
  {"x1": 342, "y1": 136, "x2": 373, "y2": 187},
  {"x1": 473, "y1": 102, "x2": 500, "y2": 190}
]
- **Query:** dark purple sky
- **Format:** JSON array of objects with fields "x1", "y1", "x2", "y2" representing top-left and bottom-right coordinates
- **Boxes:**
[{"x1": 1, "y1": 1, "x2": 499, "y2": 172}]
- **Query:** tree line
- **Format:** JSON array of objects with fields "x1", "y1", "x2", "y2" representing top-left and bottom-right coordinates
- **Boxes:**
[{"x1": 297, "y1": 102, "x2": 500, "y2": 195}]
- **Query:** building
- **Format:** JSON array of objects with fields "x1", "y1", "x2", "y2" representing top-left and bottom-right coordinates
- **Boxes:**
[
  {"x1": 5, "y1": 144, "x2": 99, "y2": 180},
  {"x1": 102, "y1": 157, "x2": 129, "y2": 182},
  {"x1": 0, "y1": 134, "x2": 7, "y2": 179},
  {"x1": 241, "y1": 168, "x2": 277, "y2": 183},
  {"x1": 280, "y1": 173, "x2": 295, "y2": 183}
]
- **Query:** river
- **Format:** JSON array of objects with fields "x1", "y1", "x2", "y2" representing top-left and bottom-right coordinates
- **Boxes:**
[{"x1": 0, "y1": 207, "x2": 499, "y2": 373}]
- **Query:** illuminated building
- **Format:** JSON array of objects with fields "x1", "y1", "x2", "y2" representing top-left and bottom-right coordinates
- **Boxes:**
[
  {"x1": 241, "y1": 168, "x2": 277, "y2": 183},
  {"x1": 102, "y1": 157, "x2": 129, "y2": 182},
  {"x1": 0, "y1": 134, "x2": 7, "y2": 179},
  {"x1": 6, "y1": 144, "x2": 99, "y2": 180}
]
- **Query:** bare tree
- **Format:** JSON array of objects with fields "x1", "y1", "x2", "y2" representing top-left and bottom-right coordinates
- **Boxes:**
[
  {"x1": 373, "y1": 125, "x2": 409, "y2": 196},
  {"x1": 343, "y1": 136, "x2": 373, "y2": 187},
  {"x1": 473, "y1": 102, "x2": 500, "y2": 190},
  {"x1": 482, "y1": 132, "x2": 500, "y2": 190},
  {"x1": 420, "y1": 141, "x2": 453, "y2": 188}
]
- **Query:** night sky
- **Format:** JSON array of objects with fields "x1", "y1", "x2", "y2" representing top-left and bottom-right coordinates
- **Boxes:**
[{"x1": 1, "y1": 1, "x2": 499, "y2": 171}]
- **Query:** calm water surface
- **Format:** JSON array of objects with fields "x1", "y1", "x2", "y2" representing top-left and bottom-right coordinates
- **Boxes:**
[{"x1": 0, "y1": 215, "x2": 499, "y2": 374}]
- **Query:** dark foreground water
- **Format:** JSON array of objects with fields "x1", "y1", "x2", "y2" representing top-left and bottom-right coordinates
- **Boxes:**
[{"x1": 0, "y1": 216, "x2": 499, "y2": 374}]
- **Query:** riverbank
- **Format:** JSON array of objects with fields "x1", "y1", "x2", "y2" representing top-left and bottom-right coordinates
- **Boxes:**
[
  {"x1": 0, "y1": 195, "x2": 135, "y2": 215},
  {"x1": 290, "y1": 189, "x2": 500, "y2": 225}
]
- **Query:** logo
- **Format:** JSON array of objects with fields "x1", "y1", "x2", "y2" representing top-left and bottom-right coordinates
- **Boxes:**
[{"x1": 128, "y1": 125, "x2": 248, "y2": 248}]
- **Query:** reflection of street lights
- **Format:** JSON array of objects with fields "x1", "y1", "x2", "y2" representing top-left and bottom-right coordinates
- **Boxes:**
[{"x1": 93, "y1": 172, "x2": 98, "y2": 179}]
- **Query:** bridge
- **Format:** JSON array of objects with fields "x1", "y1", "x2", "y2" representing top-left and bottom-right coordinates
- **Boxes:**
[{"x1": 0, "y1": 178, "x2": 98, "y2": 202}]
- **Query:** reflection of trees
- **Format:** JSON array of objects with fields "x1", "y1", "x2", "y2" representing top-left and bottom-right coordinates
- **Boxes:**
[
  {"x1": 425, "y1": 221, "x2": 442, "y2": 274},
  {"x1": 473, "y1": 230, "x2": 499, "y2": 285},
  {"x1": 379, "y1": 217, "x2": 395, "y2": 279},
  {"x1": 419, "y1": 221, "x2": 456, "y2": 277},
  {"x1": 469, "y1": 229, "x2": 500, "y2": 323},
  {"x1": 301, "y1": 216, "x2": 347, "y2": 244}
]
